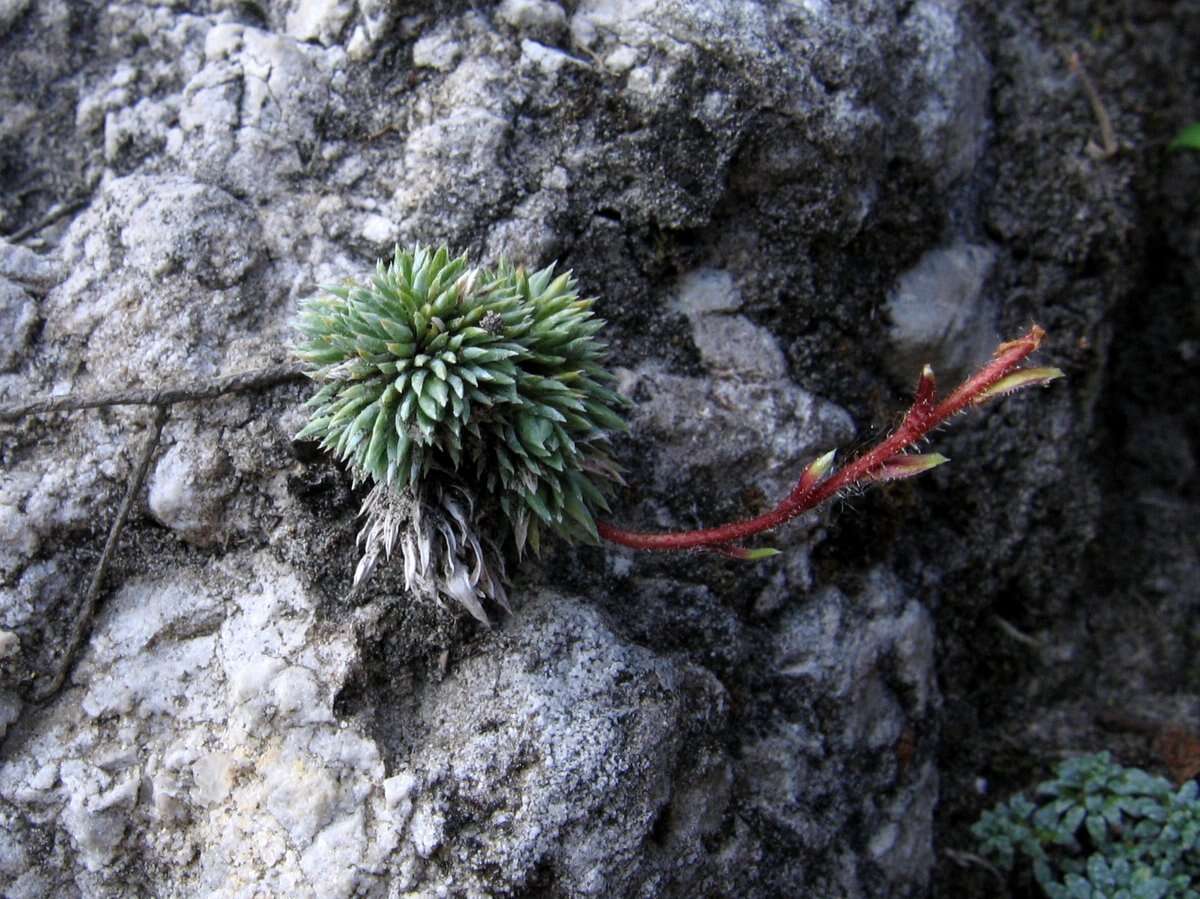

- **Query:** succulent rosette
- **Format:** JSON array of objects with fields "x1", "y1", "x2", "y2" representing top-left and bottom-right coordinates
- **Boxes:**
[{"x1": 293, "y1": 245, "x2": 628, "y2": 621}]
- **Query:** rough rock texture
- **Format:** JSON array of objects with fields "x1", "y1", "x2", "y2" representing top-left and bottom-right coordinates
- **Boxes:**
[{"x1": 0, "y1": 1, "x2": 1197, "y2": 897}]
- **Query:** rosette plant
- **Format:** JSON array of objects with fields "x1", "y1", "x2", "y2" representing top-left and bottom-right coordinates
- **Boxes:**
[
  {"x1": 293, "y1": 245, "x2": 628, "y2": 621},
  {"x1": 295, "y1": 244, "x2": 1062, "y2": 623}
]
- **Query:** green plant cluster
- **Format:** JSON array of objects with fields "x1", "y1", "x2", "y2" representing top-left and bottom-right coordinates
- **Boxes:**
[
  {"x1": 973, "y1": 753, "x2": 1200, "y2": 899},
  {"x1": 1169, "y1": 123, "x2": 1200, "y2": 152},
  {"x1": 293, "y1": 245, "x2": 628, "y2": 554}
]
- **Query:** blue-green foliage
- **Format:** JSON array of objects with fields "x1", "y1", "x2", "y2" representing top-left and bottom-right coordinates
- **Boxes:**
[
  {"x1": 293, "y1": 245, "x2": 629, "y2": 553},
  {"x1": 973, "y1": 753, "x2": 1200, "y2": 899}
]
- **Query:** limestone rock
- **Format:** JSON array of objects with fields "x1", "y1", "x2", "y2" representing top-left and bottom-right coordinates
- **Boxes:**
[{"x1": 1, "y1": 0, "x2": 1189, "y2": 896}]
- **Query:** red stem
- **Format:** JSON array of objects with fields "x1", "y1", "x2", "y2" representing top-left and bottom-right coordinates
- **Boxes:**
[{"x1": 596, "y1": 326, "x2": 1048, "y2": 553}]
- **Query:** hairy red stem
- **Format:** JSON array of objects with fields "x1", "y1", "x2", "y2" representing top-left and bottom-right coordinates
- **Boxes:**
[{"x1": 597, "y1": 326, "x2": 1052, "y2": 554}]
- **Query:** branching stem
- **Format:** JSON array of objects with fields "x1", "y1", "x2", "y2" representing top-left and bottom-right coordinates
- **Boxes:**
[
  {"x1": 0, "y1": 363, "x2": 306, "y2": 423},
  {"x1": 597, "y1": 326, "x2": 1059, "y2": 556},
  {"x1": 0, "y1": 364, "x2": 305, "y2": 702}
]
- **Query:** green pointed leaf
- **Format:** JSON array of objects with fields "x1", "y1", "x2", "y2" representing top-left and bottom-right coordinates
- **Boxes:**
[
  {"x1": 484, "y1": 368, "x2": 516, "y2": 386},
  {"x1": 415, "y1": 408, "x2": 437, "y2": 440},
  {"x1": 426, "y1": 377, "x2": 449, "y2": 409},
  {"x1": 523, "y1": 488, "x2": 553, "y2": 524},
  {"x1": 417, "y1": 391, "x2": 442, "y2": 421},
  {"x1": 973, "y1": 367, "x2": 1065, "y2": 404},
  {"x1": 1169, "y1": 122, "x2": 1200, "y2": 151},
  {"x1": 864, "y1": 453, "x2": 949, "y2": 483},
  {"x1": 411, "y1": 369, "x2": 428, "y2": 397},
  {"x1": 740, "y1": 547, "x2": 782, "y2": 560},
  {"x1": 364, "y1": 406, "x2": 391, "y2": 479},
  {"x1": 582, "y1": 400, "x2": 628, "y2": 432},
  {"x1": 398, "y1": 392, "x2": 416, "y2": 422},
  {"x1": 517, "y1": 413, "x2": 553, "y2": 456},
  {"x1": 294, "y1": 416, "x2": 330, "y2": 441},
  {"x1": 562, "y1": 490, "x2": 599, "y2": 542}
]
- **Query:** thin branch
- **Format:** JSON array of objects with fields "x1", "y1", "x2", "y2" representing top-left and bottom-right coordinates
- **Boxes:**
[
  {"x1": 1064, "y1": 49, "x2": 1118, "y2": 160},
  {"x1": 992, "y1": 615, "x2": 1042, "y2": 649},
  {"x1": 597, "y1": 326, "x2": 1062, "y2": 554},
  {"x1": 9, "y1": 361, "x2": 307, "y2": 702},
  {"x1": 942, "y1": 847, "x2": 1004, "y2": 882},
  {"x1": 32, "y1": 405, "x2": 169, "y2": 704},
  {"x1": 0, "y1": 363, "x2": 307, "y2": 423},
  {"x1": 4, "y1": 197, "x2": 90, "y2": 243}
]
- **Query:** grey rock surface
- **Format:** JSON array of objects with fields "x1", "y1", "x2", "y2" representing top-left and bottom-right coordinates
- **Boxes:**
[
  {"x1": 0, "y1": 279, "x2": 37, "y2": 373},
  {"x1": 885, "y1": 241, "x2": 998, "y2": 386},
  {"x1": 1, "y1": 1, "x2": 1196, "y2": 898}
]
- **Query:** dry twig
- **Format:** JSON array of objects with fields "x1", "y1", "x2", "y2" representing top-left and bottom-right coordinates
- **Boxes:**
[
  {"x1": 3, "y1": 198, "x2": 90, "y2": 243},
  {"x1": 32, "y1": 405, "x2": 169, "y2": 703},
  {"x1": 1064, "y1": 49, "x2": 1119, "y2": 160},
  {"x1": 0, "y1": 363, "x2": 306, "y2": 423},
  {"x1": 5, "y1": 362, "x2": 308, "y2": 703}
]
